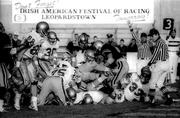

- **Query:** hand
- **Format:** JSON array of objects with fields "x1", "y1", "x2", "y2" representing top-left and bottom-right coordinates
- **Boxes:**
[{"x1": 127, "y1": 20, "x2": 133, "y2": 29}]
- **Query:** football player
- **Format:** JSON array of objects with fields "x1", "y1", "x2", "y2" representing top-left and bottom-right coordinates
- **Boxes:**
[
  {"x1": 101, "y1": 44, "x2": 129, "y2": 93},
  {"x1": 38, "y1": 60, "x2": 79, "y2": 106},
  {"x1": 114, "y1": 66, "x2": 152, "y2": 103},
  {"x1": 67, "y1": 33, "x2": 90, "y2": 67},
  {"x1": 12, "y1": 21, "x2": 50, "y2": 111},
  {"x1": 113, "y1": 73, "x2": 144, "y2": 103},
  {"x1": 37, "y1": 31, "x2": 60, "y2": 76},
  {"x1": 75, "y1": 49, "x2": 111, "y2": 91}
]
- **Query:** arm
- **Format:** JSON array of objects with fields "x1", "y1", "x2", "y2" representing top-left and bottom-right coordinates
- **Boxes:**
[
  {"x1": 93, "y1": 62, "x2": 110, "y2": 72},
  {"x1": 128, "y1": 21, "x2": 141, "y2": 47}
]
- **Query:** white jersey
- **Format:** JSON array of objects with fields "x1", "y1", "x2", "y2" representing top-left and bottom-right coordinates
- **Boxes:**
[
  {"x1": 22, "y1": 30, "x2": 45, "y2": 58},
  {"x1": 74, "y1": 91, "x2": 106, "y2": 104},
  {"x1": 123, "y1": 73, "x2": 142, "y2": 101},
  {"x1": 38, "y1": 40, "x2": 60, "y2": 58},
  {"x1": 50, "y1": 60, "x2": 75, "y2": 89},
  {"x1": 167, "y1": 37, "x2": 180, "y2": 52}
]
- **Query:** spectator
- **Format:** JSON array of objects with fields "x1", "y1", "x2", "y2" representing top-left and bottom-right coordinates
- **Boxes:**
[
  {"x1": 91, "y1": 35, "x2": 98, "y2": 46},
  {"x1": 127, "y1": 38, "x2": 138, "y2": 52},
  {"x1": 118, "y1": 39, "x2": 128, "y2": 58},
  {"x1": 106, "y1": 33, "x2": 117, "y2": 47},
  {"x1": 166, "y1": 28, "x2": 180, "y2": 83}
]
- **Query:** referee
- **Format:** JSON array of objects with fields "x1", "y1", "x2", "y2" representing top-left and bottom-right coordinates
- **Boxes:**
[
  {"x1": 128, "y1": 22, "x2": 152, "y2": 75},
  {"x1": 147, "y1": 29, "x2": 169, "y2": 91}
]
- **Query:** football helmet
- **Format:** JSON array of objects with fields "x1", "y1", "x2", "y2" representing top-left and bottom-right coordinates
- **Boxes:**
[
  {"x1": 114, "y1": 89, "x2": 125, "y2": 103},
  {"x1": 78, "y1": 33, "x2": 89, "y2": 48},
  {"x1": 140, "y1": 66, "x2": 151, "y2": 84},
  {"x1": 129, "y1": 82, "x2": 138, "y2": 92},
  {"x1": 82, "y1": 94, "x2": 93, "y2": 104},
  {"x1": 85, "y1": 49, "x2": 95, "y2": 62},
  {"x1": 36, "y1": 21, "x2": 50, "y2": 37},
  {"x1": 66, "y1": 87, "x2": 77, "y2": 101},
  {"x1": 94, "y1": 40, "x2": 104, "y2": 51},
  {"x1": 47, "y1": 31, "x2": 59, "y2": 45}
]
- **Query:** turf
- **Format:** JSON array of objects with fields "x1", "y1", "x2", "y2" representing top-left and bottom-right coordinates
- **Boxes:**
[{"x1": 0, "y1": 102, "x2": 150, "y2": 118}]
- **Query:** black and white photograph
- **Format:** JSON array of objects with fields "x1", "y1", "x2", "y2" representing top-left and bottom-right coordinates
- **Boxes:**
[{"x1": 0, "y1": 0, "x2": 180, "y2": 117}]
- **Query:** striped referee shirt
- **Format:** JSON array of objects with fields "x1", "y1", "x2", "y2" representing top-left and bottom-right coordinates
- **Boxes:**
[
  {"x1": 131, "y1": 30, "x2": 152, "y2": 59},
  {"x1": 148, "y1": 38, "x2": 169, "y2": 65}
]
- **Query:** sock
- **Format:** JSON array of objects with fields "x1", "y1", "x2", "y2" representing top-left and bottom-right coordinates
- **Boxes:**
[
  {"x1": 0, "y1": 99, "x2": 4, "y2": 110},
  {"x1": 15, "y1": 92, "x2": 21, "y2": 107},
  {"x1": 32, "y1": 96, "x2": 37, "y2": 106}
]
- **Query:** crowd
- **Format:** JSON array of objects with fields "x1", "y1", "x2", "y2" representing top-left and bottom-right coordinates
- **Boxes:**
[{"x1": 0, "y1": 21, "x2": 180, "y2": 112}]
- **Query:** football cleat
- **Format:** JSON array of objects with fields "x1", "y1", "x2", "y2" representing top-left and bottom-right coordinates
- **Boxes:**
[{"x1": 29, "y1": 104, "x2": 38, "y2": 111}]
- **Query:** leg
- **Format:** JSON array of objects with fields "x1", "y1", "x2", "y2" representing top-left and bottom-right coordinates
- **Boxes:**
[
  {"x1": 0, "y1": 87, "x2": 7, "y2": 112},
  {"x1": 111, "y1": 60, "x2": 129, "y2": 89},
  {"x1": 38, "y1": 78, "x2": 51, "y2": 106},
  {"x1": 52, "y1": 78, "x2": 67, "y2": 105},
  {"x1": 156, "y1": 61, "x2": 170, "y2": 89},
  {"x1": 27, "y1": 62, "x2": 38, "y2": 111}
]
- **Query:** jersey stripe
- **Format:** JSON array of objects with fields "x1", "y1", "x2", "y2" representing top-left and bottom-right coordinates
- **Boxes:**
[
  {"x1": 111, "y1": 61, "x2": 123, "y2": 87},
  {"x1": 149, "y1": 38, "x2": 169, "y2": 64},
  {"x1": 131, "y1": 30, "x2": 152, "y2": 59}
]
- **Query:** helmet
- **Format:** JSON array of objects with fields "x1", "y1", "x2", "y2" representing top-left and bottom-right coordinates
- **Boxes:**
[
  {"x1": 94, "y1": 40, "x2": 104, "y2": 51},
  {"x1": 66, "y1": 87, "x2": 76, "y2": 101},
  {"x1": 78, "y1": 33, "x2": 89, "y2": 48},
  {"x1": 140, "y1": 66, "x2": 151, "y2": 84},
  {"x1": 82, "y1": 94, "x2": 93, "y2": 104},
  {"x1": 47, "y1": 31, "x2": 59, "y2": 45},
  {"x1": 114, "y1": 89, "x2": 125, "y2": 103},
  {"x1": 134, "y1": 88, "x2": 144, "y2": 96},
  {"x1": 141, "y1": 66, "x2": 151, "y2": 75},
  {"x1": 85, "y1": 49, "x2": 95, "y2": 61},
  {"x1": 129, "y1": 82, "x2": 138, "y2": 92},
  {"x1": 36, "y1": 21, "x2": 50, "y2": 37}
]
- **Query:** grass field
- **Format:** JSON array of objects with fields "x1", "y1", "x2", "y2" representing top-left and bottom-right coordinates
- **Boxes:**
[
  {"x1": 1, "y1": 101, "x2": 180, "y2": 118},
  {"x1": 0, "y1": 102, "x2": 150, "y2": 118}
]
